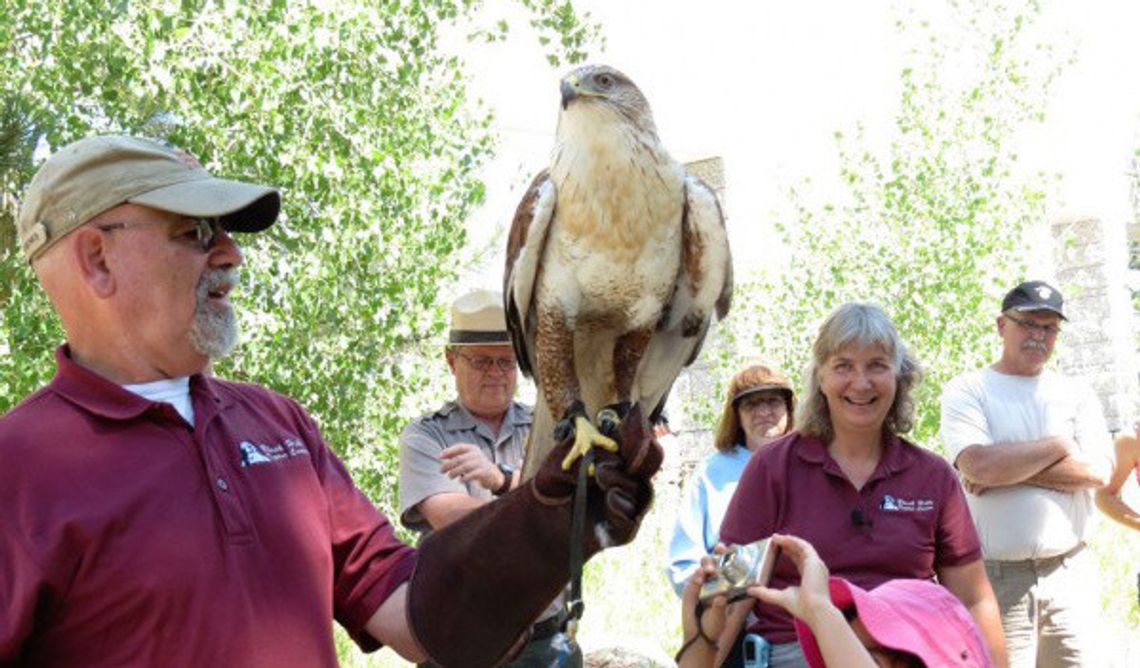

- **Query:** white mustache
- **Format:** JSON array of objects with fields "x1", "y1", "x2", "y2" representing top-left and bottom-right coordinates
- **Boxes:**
[
  {"x1": 197, "y1": 267, "x2": 240, "y2": 301},
  {"x1": 1022, "y1": 339, "x2": 1048, "y2": 352}
]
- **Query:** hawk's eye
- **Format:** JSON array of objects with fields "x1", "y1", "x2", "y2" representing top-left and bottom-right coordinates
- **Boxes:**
[{"x1": 595, "y1": 73, "x2": 615, "y2": 89}]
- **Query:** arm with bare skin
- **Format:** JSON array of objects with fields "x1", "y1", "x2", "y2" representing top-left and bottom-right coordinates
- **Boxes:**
[
  {"x1": 417, "y1": 493, "x2": 489, "y2": 530},
  {"x1": 1017, "y1": 381, "x2": 1113, "y2": 493},
  {"x1": 958, "y1": 382, "x2": 1114, "y2": 495},
  {"x1": 938, "y1": 560, "x2": 1008, "y2": 668},
  {"x1": 1095, "y1": 432, "x2": 1140, "y2": 531},
  {"x1": 711, "y1": 600, "x2": 750, "y2": 667},
  {"x1": 363, "y1": 584, "x2": 427, "y2": 662},
  {"x1": 677, "y1": 558, "x2": 729, "y2": 668},
  {"x1": 418, "y1": 443, "x2": 517, "y2": 530},
  {"x1": 954, "y1": 437, "x2": 1069, "y2": 489},
  {"x1": 942, "y1": 377, "x2": 1070, "y2": 493},
  {"x1": 1022, "y1": 451, "x2": 1109, "y2": 493},
  {"x1": 748, "y1": 535, "x2": 879, "y2": 668}
]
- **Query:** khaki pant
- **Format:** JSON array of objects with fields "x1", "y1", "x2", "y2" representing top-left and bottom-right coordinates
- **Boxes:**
[
  {"x1": 985, "y1": 545, "x2": 1100, "y2": 668},
  {"x1": 768, "y1": 642, "x2": 809, "y2": 668}
]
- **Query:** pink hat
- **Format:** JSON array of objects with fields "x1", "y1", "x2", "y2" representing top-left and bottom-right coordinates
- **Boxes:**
[{"x1": 794, "y1": 578, "x2": 992, "y2": 668}]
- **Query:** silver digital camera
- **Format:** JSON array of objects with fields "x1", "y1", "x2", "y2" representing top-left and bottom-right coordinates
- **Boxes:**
[{"x1": 699, "y1": 538, "x2": 780, "y2": 604}]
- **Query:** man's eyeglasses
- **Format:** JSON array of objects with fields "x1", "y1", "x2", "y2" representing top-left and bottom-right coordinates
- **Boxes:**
[
  {"x1": 1005, "y1": 313, "x2": 1062, "y2": 336},
  {"x1": 457, "y1": 353, "x2": 517, "y2": 373},
  {"x1": 96, "y1": 217, "x2": 223, "y2": 253}
]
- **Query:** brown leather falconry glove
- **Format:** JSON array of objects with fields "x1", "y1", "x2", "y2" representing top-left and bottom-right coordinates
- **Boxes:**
[{"x1": 407, "y1": 405, "x2": 663, "y2": 668}]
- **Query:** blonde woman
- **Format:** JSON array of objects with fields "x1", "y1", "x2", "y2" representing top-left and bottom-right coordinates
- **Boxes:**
[{"x1": 717, "y1": 304, "x2": 1005, "y2": 668}]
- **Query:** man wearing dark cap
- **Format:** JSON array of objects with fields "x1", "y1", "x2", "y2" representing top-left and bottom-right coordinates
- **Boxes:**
[
  {"x1": 398, "y1": 289, "x2": 581, "y2": 666},
  {"x1": 0, "y1": 135, "x2": 660, "y2": 667},
  {"x1": 940, "y1": 280, "x2": 1113, "y2": 668}
]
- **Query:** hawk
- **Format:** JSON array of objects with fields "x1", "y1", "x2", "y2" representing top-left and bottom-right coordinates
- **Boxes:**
[{"x1": 505, "y1": 64, "x2": 733, "y2": 478}]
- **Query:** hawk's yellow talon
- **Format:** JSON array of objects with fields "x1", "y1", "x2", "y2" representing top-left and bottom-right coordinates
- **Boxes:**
[{"x1": 561, "y1": 415, "x2": 618, "y2": 471}]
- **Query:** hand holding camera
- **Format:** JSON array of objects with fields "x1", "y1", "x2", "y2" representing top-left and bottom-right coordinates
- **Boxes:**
[
  {"x1": 745, "y1": 534, "x2": 832, "y2": 625},
  {"x1": 698, "y1": 538, "x2": 781, "y2": 604},
  {"x1": 677, "y1": 540, "x2": 780, "y2": 668}
]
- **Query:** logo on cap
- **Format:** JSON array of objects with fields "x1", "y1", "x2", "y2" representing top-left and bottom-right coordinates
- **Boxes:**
[
  {"x1": 1035, "y1": 286, "x2": 1052, "y2": 300},
  {"x1": 172, "y1": 148, "x2": 202, "y2": 169}
]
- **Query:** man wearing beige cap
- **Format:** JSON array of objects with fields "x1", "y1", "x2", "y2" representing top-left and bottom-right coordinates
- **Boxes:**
[
  {"x1": 0, "y1": 135, "x2": 662, "y2": 667},
  {"x1": 399, "y1": 289, "x2": 581, "y2": 667}
]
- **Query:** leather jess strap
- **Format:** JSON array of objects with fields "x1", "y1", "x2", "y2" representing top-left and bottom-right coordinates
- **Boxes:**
[{"x1": 565, "y1": 447, "x2": 593, "y2": 641}]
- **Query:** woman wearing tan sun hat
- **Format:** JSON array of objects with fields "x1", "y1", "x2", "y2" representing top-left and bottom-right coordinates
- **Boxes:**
[{"x1": 666, "y1": 363, "x2": 796, "y2": 596}]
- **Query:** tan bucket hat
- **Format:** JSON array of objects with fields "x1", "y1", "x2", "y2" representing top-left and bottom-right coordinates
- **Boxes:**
[
  {"x1": 730, "y1": 364, "x2": 795, "y2": 404},
  {"x1": 449, "y1": 289, "x2": 510, "y2": 346},
  {"x1": 16, "y1": 135, "x2": 280, "y2": 262}
]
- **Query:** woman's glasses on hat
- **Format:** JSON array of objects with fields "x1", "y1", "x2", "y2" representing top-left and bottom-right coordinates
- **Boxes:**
[{"x1": 96, "y1": 216, "x2": 223, "y2": 253}]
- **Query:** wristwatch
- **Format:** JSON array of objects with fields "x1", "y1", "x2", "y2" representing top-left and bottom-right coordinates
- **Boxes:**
[{"x1": 493, "y1": 462, "x2": 515, "y2": 496}]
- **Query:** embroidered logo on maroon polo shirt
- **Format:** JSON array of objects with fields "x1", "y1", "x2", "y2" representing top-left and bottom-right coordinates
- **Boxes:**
[
  {"x1": 880, "y1": 494, "x2": 934, "y2": 512},
  {"x1": 238, "y1": 437, "x2": 310, "y2": 467}
]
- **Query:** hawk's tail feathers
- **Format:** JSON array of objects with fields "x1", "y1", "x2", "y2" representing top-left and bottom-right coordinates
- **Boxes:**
[{"x1": 521, "y1": 392, "x2": 557, "y2": 481}]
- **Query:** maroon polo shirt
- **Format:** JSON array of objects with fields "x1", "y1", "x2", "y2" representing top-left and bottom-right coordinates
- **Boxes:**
[
  {"x1": 719, "y1": 431, "x2": 981, "y2": 644},
  {"x1": 0, "y1": 346, "x2": 416, "y2": 666}
]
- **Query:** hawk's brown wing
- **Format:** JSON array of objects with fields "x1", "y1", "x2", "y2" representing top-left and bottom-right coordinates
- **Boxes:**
[
  {"x1": 637, "y1": 174, "x2": 733, "y2": 421},
  {"x1": 503, "y1": 169, "x2": 556, "y2": 379}
]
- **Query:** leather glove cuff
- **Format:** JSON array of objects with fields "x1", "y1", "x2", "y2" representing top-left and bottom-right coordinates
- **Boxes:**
[{"x1": 407, "y1": 484, "x2": 578, "y2": 668}]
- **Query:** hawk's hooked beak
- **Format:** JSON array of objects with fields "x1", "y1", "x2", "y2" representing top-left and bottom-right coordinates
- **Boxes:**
[
  {"x1": 561, "y1": 74, "x2": 605, "y2": 110},
  {"x1": 560, "y1": 78, "x2": 578, "y2": 109}
]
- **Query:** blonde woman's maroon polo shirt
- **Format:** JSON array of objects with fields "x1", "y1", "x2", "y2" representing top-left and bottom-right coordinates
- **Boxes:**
[
  {"x1": 0, "y1": 346, "x2": 416, "y2": 666},
  {"x1": 720, "y1": 431, "x2": 981, "y2": 644}
]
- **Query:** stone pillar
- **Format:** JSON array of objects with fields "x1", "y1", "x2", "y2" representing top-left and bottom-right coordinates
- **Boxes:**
[
  {"x1": 1052, "y1": 214, "x2": 1140, "y2": 432},
  {"x1": 683, "y1": 156, "x2": 728, "y2": 215}
]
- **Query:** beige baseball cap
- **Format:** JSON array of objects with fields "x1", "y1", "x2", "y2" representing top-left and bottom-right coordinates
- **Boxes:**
[
  {"x1": 449, "y1": 289, "x2": 510, "y2": 346},
  {"x1": 16, "y1": 135, "x2": 280, "y2": 262}
]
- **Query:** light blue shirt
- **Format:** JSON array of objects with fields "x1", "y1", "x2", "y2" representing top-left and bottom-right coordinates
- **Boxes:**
[{"x1": 666, "y1": 444, "x2": 753, "y2": 596}]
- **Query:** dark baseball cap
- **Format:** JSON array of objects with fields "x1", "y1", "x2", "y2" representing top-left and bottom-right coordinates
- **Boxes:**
[{"x1": 1001, "y1": 280, "x2": 1066, "y2": 320}]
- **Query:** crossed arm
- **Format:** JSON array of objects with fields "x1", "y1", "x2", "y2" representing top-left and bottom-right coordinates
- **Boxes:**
[
  {"x1": 941, "y1": 375, "x2": 1113, "y2": 495},
  {"x1": 955, "y1": 436, "x2": 1109, "y2": 494}
]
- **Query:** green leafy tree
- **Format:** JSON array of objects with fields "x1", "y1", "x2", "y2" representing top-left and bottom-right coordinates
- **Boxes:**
[
  {"x1": 0, "y1": 0, "x2": 598, "y2": 530},
  {"x1": 699, "y1": 0, "x2": 1069, "y2": 451}
]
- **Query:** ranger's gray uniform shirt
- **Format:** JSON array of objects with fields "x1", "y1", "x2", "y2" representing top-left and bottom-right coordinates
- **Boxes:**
[{"x1": 398, "y1": 399, "x2": 531, "y2": 534}]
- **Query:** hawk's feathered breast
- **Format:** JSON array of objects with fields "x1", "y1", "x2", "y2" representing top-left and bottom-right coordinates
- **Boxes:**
[
  {"x1": 505, "y1": 65, "x2": 733, "y2": 478},
  {"x1": 542, "y1": 103, "x2": 684, "y2": 329}
]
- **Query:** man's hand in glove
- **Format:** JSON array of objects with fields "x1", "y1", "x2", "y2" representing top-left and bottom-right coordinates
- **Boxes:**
[{"x1": 532, "y1": 404, "x2": 662, "y2": 546}]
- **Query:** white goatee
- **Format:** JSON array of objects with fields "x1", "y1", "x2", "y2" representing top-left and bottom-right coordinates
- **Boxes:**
[{"x1": 190, "y1": 267, "x2": 240, "y2": 360}]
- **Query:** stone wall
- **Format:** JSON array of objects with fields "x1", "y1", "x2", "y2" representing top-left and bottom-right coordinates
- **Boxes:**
[{"x1": 1052, "y1": 213, "x2": 1140, "y2": 432}]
